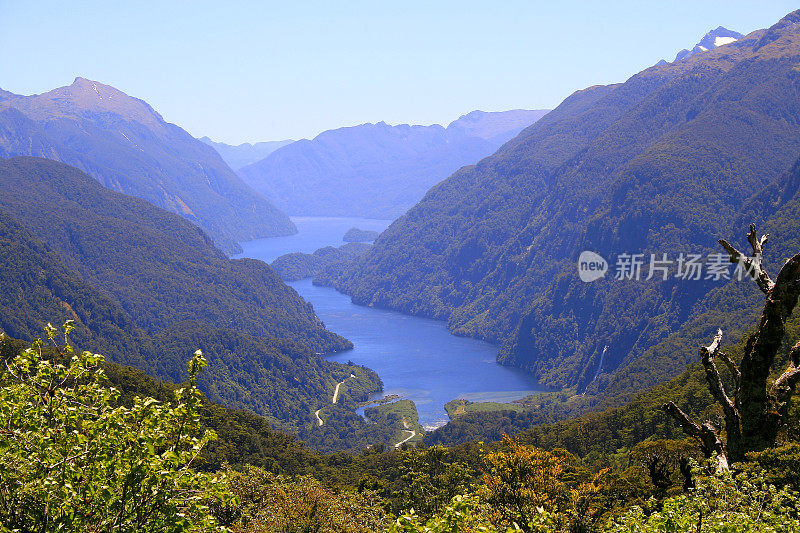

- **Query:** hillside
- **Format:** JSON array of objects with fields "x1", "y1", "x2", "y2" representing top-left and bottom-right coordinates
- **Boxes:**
[
  {"x1": 271, "y1": 243, "x2": 372, "y2": 281},
  {"x1": 0, "y1": 156, "x2": 383, "y2": 434},
  {"x1": 0, "y1": 156, "x2": 345, "y2": 350},
  {"x1": 0, "y1": 78, "x2": 295, "y2": 253},
  {"x1": 329, "y1": 11, "x2": 800, "y2": 403},
  {"x1": 238, "y1": 109, "x2": 549, "y2": 218}
]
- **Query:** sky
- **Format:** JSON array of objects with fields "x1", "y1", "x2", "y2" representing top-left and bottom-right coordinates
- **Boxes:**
[{"x1": 1, "y1": 1, "x2": 797, "y2": 144}]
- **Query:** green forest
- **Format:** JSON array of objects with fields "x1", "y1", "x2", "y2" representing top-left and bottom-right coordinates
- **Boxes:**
[
  {"x1": 5, "y1": 6, "x2": 800, "y2": 533},
  {"x1": 329, "y1": 11, "x2": 800, "y2": 418},
  {"x1": 4, "y1": 270, "x2": 800, "y2": 532}
]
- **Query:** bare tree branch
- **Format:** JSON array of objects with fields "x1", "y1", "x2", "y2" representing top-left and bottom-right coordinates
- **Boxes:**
[
  {"x1": 701, "y1": 329, "x2": 733, "y2": 409},
  {"x1": 718, "y1": 224, "x2": 774, "y2": 294},
  {"x1": 716, "y1": 351, "x2": 741, "y2": 394},
  {"x1": 772, "y1": 365, "x2": 800, "y2": 405},
  {"x1": 663, "y1": 401, "x2": 728, "y2": 470},
  {"x1": 746, "y1": 223, "x2": 769, "y2": 255},
  {"x1": 771, "y1": 341, "x2": 800, "y2": 414},
  {"x1": 664, "y1": 226, "x2": 800, "y2": 466},
  {"x1": 792, "y1": 341, "x2": 800, "y2": 367}
]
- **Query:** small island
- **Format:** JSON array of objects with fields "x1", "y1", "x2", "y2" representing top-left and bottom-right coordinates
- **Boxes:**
[{"x1": 343, "y1": 227, "x2": 380, "y2": 242}]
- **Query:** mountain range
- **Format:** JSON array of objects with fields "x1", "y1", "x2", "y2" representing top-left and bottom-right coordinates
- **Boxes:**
[
  {"x1": 326, "y1": 13, "x2": 800, "y2": 412},
  {"x1": 237, "y1": 109, "x2": 549, "y2": 218},
  {"x1": 198, "y1": 136, "x2": 294, "y2": 170},
  {"x1": 0, "y1": 78, "x2": 295, "y2": 253}
]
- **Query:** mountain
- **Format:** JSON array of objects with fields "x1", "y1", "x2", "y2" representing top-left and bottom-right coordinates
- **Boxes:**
[
  {"x1": 674, "y1": 26, "x2": 743, "y2": 61},
  {"x1": 0, "y1": 155, "x2": 346, "y2": 351},
  {"x1": 327, "y1": 10, "x2": 800, "y2": 405},
  {"x1": 447, "y1": 109, "x2": 547, "y2": 145},
  {"x1": 199, "y1": 136, "x2": 294, "y2": 170},
  {"x1": 238, "y1": 109, "x2": 549, "y2": 218},
  {"x1": 271, "y1": 242, "x2": 373, "y2": 281},
  {"x1": 0, "y1": 156, "x2": 379, "y2": 432},
  {"x1": 0, "y1": 78, "x2": 295, "y2": 253}
]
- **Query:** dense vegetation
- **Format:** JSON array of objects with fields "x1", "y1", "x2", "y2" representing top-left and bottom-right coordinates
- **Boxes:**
[
  {"x1": 238, "y1": 110, "x2": 547, "y2": 218},
  {"x1": 0, "y1": 328, "x2": 231, "y2": 531},
  {"x1": 7, "y1": 10, "x2": 800, "y2": 532},
  {"x1": 0, "y1": 78, "x2": 294, "y2": 253},
  {"x1": 344, "y1": 228, "x2": 380, "y2": 242},
  {"x1": 0, "y1": 157, "x2": 406, "y2": 445},
  {"x1": 271, "y1": 242, "x2": 372, "y2": 281},
  {"x1": 5, "y1": 325, "x2": 800, "y2": 531},
  {"x1": 0, "y1": 157, "x2": 341, "y2": 351},
  {"x1": 5, "y1": 270, "x2": 800, "y2": 532},
  {"x1": 331, "y1": 12, "x2": 800, "y2": 418}
]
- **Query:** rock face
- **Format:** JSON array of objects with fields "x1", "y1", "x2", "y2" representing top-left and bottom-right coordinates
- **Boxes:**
[
  {"x1": 674, "y1": 26, "x2": 743, "y2": 61},
  {"x1": 238, "y1": 109, "x2": 549, "y2": 219},
  {"x1": 331, "y1": 11, "x2": 800, "y2": 401},
  {"x1": 0, "y1": 78, "x2": 295, "y2": 253}
]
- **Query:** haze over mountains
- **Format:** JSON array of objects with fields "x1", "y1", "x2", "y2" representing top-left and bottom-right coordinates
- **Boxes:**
[
  {"x1": 327, "y1": 14, "x2": 800, "y2": 412},
  {"x1": 237, "y1": 109, "x2": 549, "y2": 218},
  {"x1": 0, "y1": 78, "x2": 295, "y2": 253},
  {"x1": 199, "y1": 136, "x2": 294, "y2": 170}
]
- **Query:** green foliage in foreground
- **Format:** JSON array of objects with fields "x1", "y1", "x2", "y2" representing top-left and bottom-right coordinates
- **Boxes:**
[
  {"x1": 218, "y1": 465, "x2": 388, "y2": 532},
  {"x1": 4, "y1": 323, "x2": 800, "y2": 532},
  {"x1": 391, "y1": 455, "x2": 800, "y2": 533},
  {"x1": 609, "y1": 466, "x2": 800, "y2": 533},
  {"x1": 0, "y1": 323, "x2": 231, "y2": 532}
]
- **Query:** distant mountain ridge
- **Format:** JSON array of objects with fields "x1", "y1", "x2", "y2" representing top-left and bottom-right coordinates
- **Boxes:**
[
  {"x1": 674, "y1": 26, "x2": 743, "y2": 61},
  {"x1": 238, "y1": 109, "x2": 549, "y2": 218},
  {"x1": 328, "y1": 10, "x2": 800, "y2": 408},
  {"x1": 199, "y1": 136, "x2": 294, "y2": 170},
  {"x1": 0, "y1": 78, "x2": 295, "y2": 253}
]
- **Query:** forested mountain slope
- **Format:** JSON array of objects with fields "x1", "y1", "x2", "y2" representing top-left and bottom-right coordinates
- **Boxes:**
[
  {"x1": 0, "y1": 156, "x2": 345, "y2": 351},
  {"x1": 0, "y1": 156, "x2": 378, "y2": 433},
  {"x1": 0, "y1": 78, "x2": 294, "y2": 253},
  {"x1": 238, "y1": 109, "x2": 548, "y2": 218},
  {"x1": 332, "y1": 11, "x2": 800, "y2": 396}
]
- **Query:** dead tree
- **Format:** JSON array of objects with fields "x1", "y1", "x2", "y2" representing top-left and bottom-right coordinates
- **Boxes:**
[{"x1": 664, "y1": 224, "x2": 800, "y2": 468}]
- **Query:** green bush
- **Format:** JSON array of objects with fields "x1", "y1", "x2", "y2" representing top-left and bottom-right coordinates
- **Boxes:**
[
  {"x1": 0, "y1": 322, "x2": 233, "y2": 532},
  {"x1": 609, "y1": 464, "x2": 800, "y2": 532}
]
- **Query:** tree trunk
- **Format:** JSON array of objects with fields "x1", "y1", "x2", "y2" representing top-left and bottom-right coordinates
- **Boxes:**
[{"x1": 665, "y1": 225, "x2": 800, "y2": 466}]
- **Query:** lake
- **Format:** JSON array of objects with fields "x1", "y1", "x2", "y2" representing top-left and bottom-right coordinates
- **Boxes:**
[{"x1": 236, "y1": 217, "x2": 545, "y2": 429}]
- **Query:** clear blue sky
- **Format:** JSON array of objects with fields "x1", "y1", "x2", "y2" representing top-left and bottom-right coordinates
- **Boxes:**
[{"x1": 1, "y1": 1, "x2": 796, "y2": 144}]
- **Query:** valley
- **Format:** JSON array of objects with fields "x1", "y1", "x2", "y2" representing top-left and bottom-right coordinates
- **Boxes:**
[
  {"x1": 5, "y1": 5, "x2": 800, "y2": 531},
  {"x1": 237, "y1": 217, "x2": 547, "y2": 429}
]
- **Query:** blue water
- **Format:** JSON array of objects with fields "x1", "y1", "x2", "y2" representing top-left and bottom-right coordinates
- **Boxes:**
[
  {"x1": 237, "y1": 216, "x2": 391, "y2": 263},
  {"x1": 237, "y1": 217, "x2": 546, "y2": 429}
]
